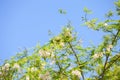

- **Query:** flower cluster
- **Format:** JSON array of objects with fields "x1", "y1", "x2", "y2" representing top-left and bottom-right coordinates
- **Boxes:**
[
  {"x1": 13, "y1": 63, "x2": 20, "y2": 69},
  {"x1": 93, "y1": 52, "x2": 103, "y2": 59},
  {"x1": 62, "y1": 27, "x2": 73, "y2": 42},
  {"x1": 106, "y1": 44, "x2": 113, "y2": 52},
  {"x1": 39, "y1": 50, "x2": 51, "y2": 58},
  {"x1": 26, "y1": 76, "x2": 30, "y2": 80},
  {"x1": 39, "y1": 72, "x2": 51, "y2": 80},
  {"x1": 30, "y1": 67, "x2": 37, "y2": 72},
  {"x1": 2, "y1": 63, "x2": 10, "y2": 71},
  {"x1": 0, "y1": 72, "x2": 2, "y2": 76},
  {"x1": 72, "y1": 70, "x2": 81, "y2": 78}
]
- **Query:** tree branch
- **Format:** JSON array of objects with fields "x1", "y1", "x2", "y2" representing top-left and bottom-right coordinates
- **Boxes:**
[
  {"x1": 98, "y1": 55, "x2": 109, "y2": 80},
  {"x1": 106, "y1": 54, "x2": 120, "y2": 70},
  {"x1": 68, "y1": 42, "x2": 85, "y2": 80},
  {"x1": 55, "y1": 55, "x2": 62, "y2": 73},
  {"x1": 112, "y1": 29, "x2": 120, "y2": 45},
  {"x1": 98, "y1": 29, "x2": 120, "y2": 80}
]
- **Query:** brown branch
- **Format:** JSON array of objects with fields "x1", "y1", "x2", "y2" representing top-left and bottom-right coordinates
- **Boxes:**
[
  {"x1": 68, "y1": 42, "x2": 85, "y2": 80},
  {"x1": 112, "y1": 29, "x2": 120, "y2": 45},
  {"x1": 98, "y1": 55, "x2": 109, "y2": 80},
  {"x1": 98, "y1": 29, "x2": 120, "y2": 80},
  {"x1": 106, "y1": 54, "x2": 120, "y2": 70}
]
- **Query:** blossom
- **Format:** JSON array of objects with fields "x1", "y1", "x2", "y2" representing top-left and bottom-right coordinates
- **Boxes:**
[
  {"x1": 93, "y1": 54, "x2": 99, "y2": 59},
  {"x1": 45, "y1": 51, "x2": 51, "y2": 56},
  {"x1": 108, "y1": 45, "x2": 113, "y2": 48},
  {"x1": 31, "y1": 67, "x2": 37, "y2": 72},
  {"x1": 93, "y1": 52, "x2": 103, "y2": 59},
  {"x1": 72, "y1": 70, "x2": 81, "y2": 78},
  {"x1": 63, "y1": 56, "x2": 68, "y2": 60},
  {"x1": 50, "y1": 53, "x2": 55, "y2": 58},
  {"x1": 39, "y1": 50, "x2": 51, "y2": 58},
  {"x1": 39, "y1": 72, "x2": 51, "y2": 80},
  {"x1": 4, "y1": 63, "x2": 10, "y2": 68},
  {"x1": 66, "y1": 27, "x2": 70, "y2": 31},
  {"x1": 106, "y1": 44, "x2": 113, "y2": 52},
  {"x1": 59, "y1": 42, "x2": 65, "y2": 47},
  {"x1": 2, "y1": 63, "x2": 10, "y2": 71},
  {"x1": 0, "y1": 72, "x2": 2, "y2": 75},
  {"x1": 26, "y1": 76, "x2": 30, "y2": 80},
  {"x1": 104, "y1": 23, "x2": 108, "y2": 26},
  {"x1": 13, "y1": 63, "x2": 20, "y2": 69}
]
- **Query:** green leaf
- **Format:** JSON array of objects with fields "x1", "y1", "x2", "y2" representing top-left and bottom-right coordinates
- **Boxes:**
[
  {"x1": 58, "y1": 9, "x2": 67, "y2": 14},
  {"x1": 83, "y1": 7, "x2": 92, "y2": 14}
]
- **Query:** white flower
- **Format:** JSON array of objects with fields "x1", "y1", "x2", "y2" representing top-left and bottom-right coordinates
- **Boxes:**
[
  {"x1": 104, "y1": 23, "x2": 108, "y2": 26},
  {"x1": 2, "y1": 66, "x2": 5, "y2": 71},
  {"x1": 72, "y1": 70, "x2": 81, "y2": 78},
  {"x1": 99, "y1": 52, "x2": 103, "y2": 57},
  {"x1": 60, "y1": 42, "x2": 65, "y2": 47},
  {"x1": 26, "y1": 76, "x2": 30, "y2": 80},
  {"x1": 93, "y1": 52, "x2": 103, "y2": 59},
  {"x1": 13, "y1": 63, "x2": 20, "y2": 69},
  {"x1": 4, "y1": 63, "x2": 10, "y2": 68},
  {"x1": 50, "y1": 53, "x2": 55, "y2": 58},
  {"x1": 0, "y1": 72, "x2": 2, "y2": 75},
  {"x1": 63, "y1": 56, "x2": 68, "y2": 60},
  {"x1": 39, "y1": 72, "x2": 51, "y2": 80},
  {"x1": 66, "y1": 28, "x2": 70, "y2": 31},
  {"x1": 108, "y1": 45, "x2": 113, "y2": 49},
  {"x1": 93, "y1": 54, "x2": 99, "y2": 59},
  {"x1": 2, "y1": 63, "x2": 10, "y2": 71},
  {"x1": 45, "y1": 51, "x2": 51, "y2": 56},
  {"x1": 39, "y1": 50, "x2": 51, "y2": 58},
  {"x1": 39, "y1": 74, "x2": 42, "y2": 78},
  {"x1": 39, "y1": 50, "x2": 44, "y2": 56},
  {"x1": 106, "y1": 44, "x2": 113, "y2": 52},
  {"x1": 31, "y1": 67, "x2": 37, "y2": 72}
]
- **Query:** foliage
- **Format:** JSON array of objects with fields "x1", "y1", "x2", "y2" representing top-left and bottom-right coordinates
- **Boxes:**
[
  {"x1": 59, "y1": 9, "x2": 67, "y2": 15},
  {"x1": 0, "y1": 0, "x2": 120, "y2": 80}
]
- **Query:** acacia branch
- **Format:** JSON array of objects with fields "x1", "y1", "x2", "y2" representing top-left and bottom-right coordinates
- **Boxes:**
[
  {"x1": 55, "y1": 55, "x2": 62, "y2": 73},
  {"x1": 98, "y1": 29, "x2": 120, "y2": 80},
  {"x1": 112, "y1": 29, "x2": 120, "y2": 45},
  {"x1": 68, "y1": 42, "x2": 85, "y2": 80},
  {"x1": 106, "y1": 54, "x2": 120, "y2": 70},
  {"x1": 98, "y1": 54, "x2": 109, "y2": 80}
]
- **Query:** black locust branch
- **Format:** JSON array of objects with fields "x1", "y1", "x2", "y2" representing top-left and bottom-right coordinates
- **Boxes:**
[
  {"x1": 68, "y1": 42, "x2": 85, "y2": 80},
  {"x1": 98, "y1": 29, "x2": 120, "y2": 80}
]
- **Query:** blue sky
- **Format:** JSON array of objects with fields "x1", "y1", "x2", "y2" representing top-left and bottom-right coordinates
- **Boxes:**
[{"x1": 0, "y1": 0, "x2": 115, "y2": 60}]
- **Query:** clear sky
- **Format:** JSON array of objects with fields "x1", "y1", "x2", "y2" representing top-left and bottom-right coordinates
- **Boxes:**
[{"x1": 0, "y1": 0, "x2": 116, "y2": 60}]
